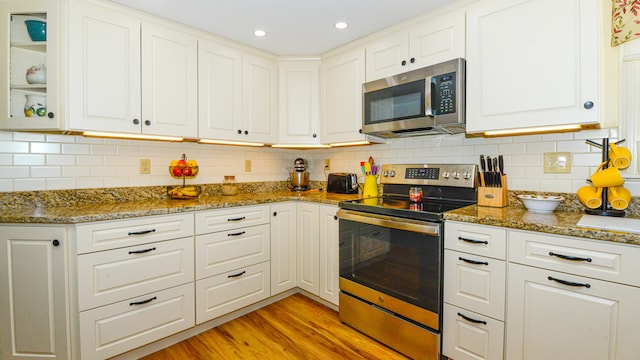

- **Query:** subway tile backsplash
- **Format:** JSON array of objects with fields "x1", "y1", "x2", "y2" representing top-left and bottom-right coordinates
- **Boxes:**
[{"x1": 2, "y1": 128, "x2": 639, "y2": 196}]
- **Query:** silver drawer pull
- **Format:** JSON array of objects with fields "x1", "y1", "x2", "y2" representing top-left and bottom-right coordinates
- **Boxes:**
[
  {"x1": 548, "y1": 252, "x2": 592, "y2": 262},
  {"x1": 228, "y1": 271, "x2": 246, "y2": 278},
  {"x1": 130, "y1": 296, "x2": 156, "y2": 306},
  {"x1": 548, "y1": 276, "x2": 591, "y2": 288},
  {"x1": 128, "y1": 229, "x2": 156, "y2": 236}
]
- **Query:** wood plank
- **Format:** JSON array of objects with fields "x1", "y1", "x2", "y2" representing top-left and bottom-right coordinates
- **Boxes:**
[{"x1": 141, "y1": 293, "x2": 409, "y2": 359}]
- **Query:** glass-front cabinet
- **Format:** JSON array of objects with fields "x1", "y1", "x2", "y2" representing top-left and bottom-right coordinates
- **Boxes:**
[{"x1": 0, "y1": 0, "x2": 60, "y2": 130}]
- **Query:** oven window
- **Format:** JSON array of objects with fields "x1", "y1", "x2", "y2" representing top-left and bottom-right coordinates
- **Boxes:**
[
  {"x1": 364, "y1": 79, "x2": 425, "y2": 124},
  {"x1": 339, "y1": 219, "x2": 441, "y2": 313}
]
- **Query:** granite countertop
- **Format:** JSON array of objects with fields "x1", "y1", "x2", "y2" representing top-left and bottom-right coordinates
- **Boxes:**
[
  {"x1": 0, "y1": 190, "x2": 361, "y2": 224},
  {"x1": 444, "y1": 205, "x2": 640, "y2": 246}
]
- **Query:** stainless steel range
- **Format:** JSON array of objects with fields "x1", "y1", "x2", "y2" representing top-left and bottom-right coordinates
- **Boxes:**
[{"x1": 337, "y1": 163, "x2": 477, "y2": 359}]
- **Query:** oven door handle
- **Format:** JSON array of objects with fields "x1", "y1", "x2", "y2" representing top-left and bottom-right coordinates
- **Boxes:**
[{"x1": 337, "y1": 209, "x2": 440, "y2": 236}]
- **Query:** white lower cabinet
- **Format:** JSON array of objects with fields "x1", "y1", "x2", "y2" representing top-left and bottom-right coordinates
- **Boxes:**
[
  {"x1": 318, "y1": 205, "x2": 339, "y2": 305},
  {"x1": 79, "y1": 283, "x2": 194, "y2": 359},
  {"x1": 194, "y1": 205, "x2": 271, "y2": 324},
  {"x1": 0, "y1": 225, "x2": 69, "y2": 360},
  {"x1": 442, "y1": 303, "x2": 504, "y2": 360},
  {"x1": 270, "y1": 202, "x2": 297, "y2": 295}
]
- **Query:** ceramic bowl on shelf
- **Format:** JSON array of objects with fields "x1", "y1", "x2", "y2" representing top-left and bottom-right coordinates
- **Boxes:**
[
  {"x1": 517, "y1": 194, "x2": 564, "y2": 213},
  {"x1": 24, "y1": 20, "x2": 46, "y2": 42}
]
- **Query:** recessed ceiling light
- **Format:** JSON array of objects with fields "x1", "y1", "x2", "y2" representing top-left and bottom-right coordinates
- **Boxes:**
[
  {"x1": 334, "y1": 22, "x2": 348, "y2": 30},
  {"x1": 253, "y1": 29, "x2": 266, "y2": 37}
]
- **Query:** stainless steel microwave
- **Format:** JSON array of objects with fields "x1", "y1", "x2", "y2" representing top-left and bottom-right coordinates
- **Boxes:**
[{"x1": 362, "y1": 58, "x2": 465, "y2": 138}]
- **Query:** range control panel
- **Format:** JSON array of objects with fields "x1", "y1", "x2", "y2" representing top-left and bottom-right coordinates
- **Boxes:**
[{"x1": 380, "y1": 164, "x2": 477, "y2": 188}]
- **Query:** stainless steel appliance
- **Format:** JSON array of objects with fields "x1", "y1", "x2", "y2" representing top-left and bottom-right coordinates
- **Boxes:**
[
  {"x1": 289, "y1": 158, "x2": 309, "y2": 191},
  {"x1": 338, "y1": 163, "x2": 477, "y2": 359},
  {"x1": 327, "y1": 173, "x2": 358, "y2": 194},
  {"x1": 362, "y1": 58, "x2": 465, "y2": 138}
]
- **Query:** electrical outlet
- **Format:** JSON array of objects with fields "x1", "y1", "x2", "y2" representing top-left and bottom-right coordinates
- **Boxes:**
[
  {"x1": 244, "y1": 159, "x2": 252, "y2": 172},
  {"x1": 544, "y1": 152, "x2": 571, "y2": 173},
  {"x1": 324, "y1": 159, "x2": 331, "y2": 170},
  {"x1": 140, "y1": 159, "x2": 151, "y2": 174}
]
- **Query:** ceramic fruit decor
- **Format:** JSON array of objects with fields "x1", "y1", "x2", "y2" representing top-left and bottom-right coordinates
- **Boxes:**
[{"x1": 168, "y1": 153, "x2": 199, "y2": 199}]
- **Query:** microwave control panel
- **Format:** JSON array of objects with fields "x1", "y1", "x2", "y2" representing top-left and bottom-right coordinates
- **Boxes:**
[{"x1": 432, "y1": 72, "x2": 456, "y2": 115}]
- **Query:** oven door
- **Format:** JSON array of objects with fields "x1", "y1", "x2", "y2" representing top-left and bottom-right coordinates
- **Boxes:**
[{"x1": 337, "y1": 209, "x2": 442, "y2": 325}]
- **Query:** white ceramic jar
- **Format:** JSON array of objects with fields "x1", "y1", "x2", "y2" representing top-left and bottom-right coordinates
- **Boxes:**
[{"x1": 25, "y1": 64, "x2": 46, "y2": 84}]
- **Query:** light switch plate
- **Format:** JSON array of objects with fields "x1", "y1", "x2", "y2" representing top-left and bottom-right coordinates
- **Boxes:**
[{"x1": 544, "y1": 152, "x2": 571, "y2": 173}]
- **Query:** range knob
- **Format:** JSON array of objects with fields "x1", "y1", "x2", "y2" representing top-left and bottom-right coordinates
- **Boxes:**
[
  {"x1": 463, "y1": 171, "x2": 471, "y2": 180},
  {"x1": 453, "y1": 172, "x2": 460, "y2": 179},
  {"x1": 382, "y1": 170, "x2": 389, "y2": 177},
  {"x1": 442, "y1": 171, "x2": 450, "y2": 179},
  {"x1": 389, "y1": 170, "x2": 396, "y2": 177}
]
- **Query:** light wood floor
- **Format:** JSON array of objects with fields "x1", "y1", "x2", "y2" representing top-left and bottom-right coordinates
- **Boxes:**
[{"x1": 141, "y1": 293, "x2": 409, "y2": 359}]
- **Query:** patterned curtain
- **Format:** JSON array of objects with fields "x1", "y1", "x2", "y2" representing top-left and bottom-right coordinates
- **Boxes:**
[{"x1": 612, "y1": 0, "x2": 640, "y2": 46}]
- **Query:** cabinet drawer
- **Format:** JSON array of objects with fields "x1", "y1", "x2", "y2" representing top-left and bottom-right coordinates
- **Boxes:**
[
  {"x1": 195, "y1": 261, "x2": 270, "y2": 324},
  {"x1": 79, "y1": 283, "x2": 194, "y2": 360},
  {"x1": 445, "y1": 221, "x2": 507, "y2": 260},
  {"x1": 196, "y1": 223, "x2": 270, "y2": 280},
  {"x1": 444, "y1": 250, "x2": 506, "y2": 321},
  {"x1": 195, "y1": 205, "x2": 270, "y2": 235},
  {"x1": 442, "y1": 303, "x2": 504, "y2": 360},
  {"x1": 509, "y1": 230, "x2": 640, "y2": 287},
  {"x1": 75, "y1": 213, "x2": 194, "y2": 254},
  {"x1": 77, "y1": 237, "x2": 194, "y2": 311}
]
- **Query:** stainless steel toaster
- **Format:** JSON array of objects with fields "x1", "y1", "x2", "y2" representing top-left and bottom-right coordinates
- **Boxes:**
[{"x1": 327, "y1": 173, "x2": 358, "y2": 194}]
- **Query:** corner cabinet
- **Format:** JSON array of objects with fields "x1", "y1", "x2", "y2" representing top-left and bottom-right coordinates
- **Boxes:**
[
  {"x1": 465, "y1": 0, "x2": 618, "y2": 133},
  {"x1": 0, "y1": 0, "x2": 61, "y2": 131},
  {"x1": 66, "y1": 1, "x2": 198, "y2": 138},
  {"x1": 0, "y1": 225, "x2": 69, "y2": 360},
  {"x1": 277, "y1": 60, "x2": 321, "y2": 145},
  {"x1": 320, "y1": 48, "x2": 366, "y2": 145},
  {"x1": 365, "y1": 11, "x2": 466, "y2": 81},
  {"x1": 198, "y1": 39, "x2": 277, "y2": 144}
]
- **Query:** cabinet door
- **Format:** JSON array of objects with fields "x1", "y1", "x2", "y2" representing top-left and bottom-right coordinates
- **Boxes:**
[
  {"x1": 67, "y1": 1, "x2": 142, "y2": 133},
  {"x1": 296, "y1": 203, "x2": 319, "y2": 295},
  {"x1": 243, "y1": 53, "x2": 278, "y2": 143},
  {"x1": 141, "y1": 23, "x2": 197, "y2": 138},
  {"x1": 320, "y1": 48, "x2": 366, "y2": 144},
  {"x1": 278, "y1": 60, "x2": 320, "y2": 144},
  {"x1": 318, "y1": 205, "x2": 339, "y2": 305},
  {"x1": 466, "y1": 0, "x2": 609, "y2": 133},
  {"x1": 506, "y1": 263, "x2": 640, "y2": 360},
  {"x1": 365, "y1": 31, "x2": 408, "y2": 81},
  {"x1": 409, "y1": 11, "x2": 465, "y2": 70},
  {"x1": 270, "y1": 202, "x2": 297, "y2": 295},
  {"x1": 198, "y1": 40, "x2": 243, "y2": 140},
  {"x1": 0, "y1": 226, "x2": 69, "y2": 360},
  {"x1": 0, "y1": 0, "x2": 61, "y2": 130}
]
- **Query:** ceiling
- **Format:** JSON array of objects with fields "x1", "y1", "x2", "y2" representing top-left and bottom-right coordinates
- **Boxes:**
[{"x1": 109, "y1": 0, "x2": 451, "y2": 55}]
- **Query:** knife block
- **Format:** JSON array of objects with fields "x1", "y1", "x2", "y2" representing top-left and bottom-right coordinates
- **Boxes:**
[{"x1": 477, "y1": 175, "x2": 508, "y2": 207}]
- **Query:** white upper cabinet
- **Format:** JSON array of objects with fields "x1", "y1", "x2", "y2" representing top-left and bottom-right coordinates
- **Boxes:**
[
  {"x1": 365, "y1": 11, "x2": 465, "y2": 81},
  {"x1": 199, "y1": 40, "x2": 277, "y2": 144},
  {"x1": 465, "y1": 0, "x2": 618, "y2": 134},
  {"x1": 0, "y1": 0, "x2": 61, "y2": 131},
  {"x1": 277, "y1": 60, "x2": 321, "y2": 144},
  {"x1": 67, "y1": 1, "x2": 198, "y2": 138},
  {"x1": 320, "y1": 48, "x2": 366, "y2": 144}
]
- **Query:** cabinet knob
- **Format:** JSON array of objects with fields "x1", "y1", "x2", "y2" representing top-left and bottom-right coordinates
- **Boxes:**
[
  {"x1": 334, "y1": 215, "x2": 338, "y2": 220},
  {"x1": 410, "y1": 57, "x2": 415, "y2": 64},
  {"x1": 52, "y1": 239, "x2": 60, "y2": 247},
  {"x1": 144, "y1": 120, "x2": 151, "y2": 126},
  {"x1": 358, "y1": 129, "x2": 363, "y2": 134},
  {"x1": 244, "y1": 130, "x2": 249, "y2": 135},
  {"x1": 312, "y1": 133, "x2": 317, "y2": 138},
  {"x1": 133, "y1": 118, "x2": 140, "y2": 125},
  {"x1": 47, "y1": 112, "x2": 54, "y2": 119},
  {"x1": 584, "y1": 101, "x2": 594, "y2": 109},
  {"x1": 401, "y1": 60, "x2": 407, "y2": 66},
  {"x1": 238, "y1": 129, "x2": 242, "y2": 134},
  {"x1": 273, "y1": 211, "x2": 277, "y2": 216}
]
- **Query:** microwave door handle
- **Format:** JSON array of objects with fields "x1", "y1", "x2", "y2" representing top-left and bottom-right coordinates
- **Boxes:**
[{"x1": 424, "y1": 76, "x2": 434, "y2": 117}]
